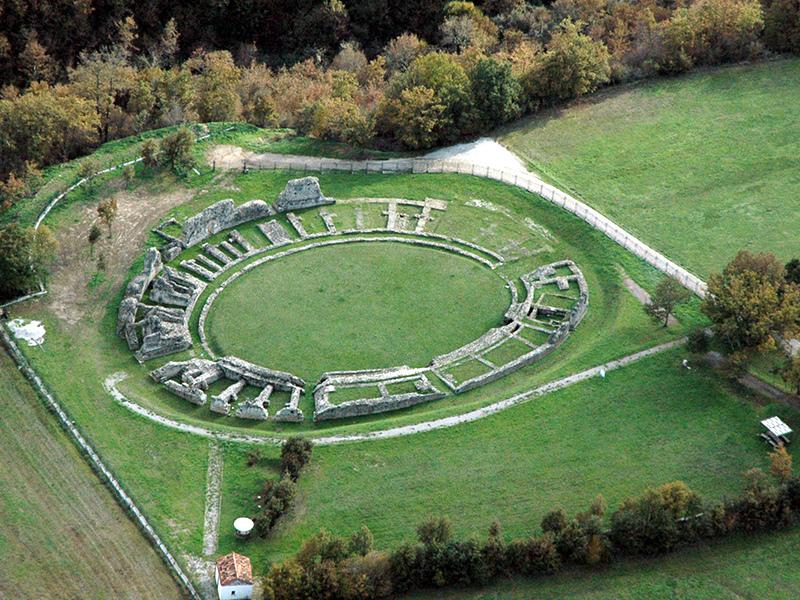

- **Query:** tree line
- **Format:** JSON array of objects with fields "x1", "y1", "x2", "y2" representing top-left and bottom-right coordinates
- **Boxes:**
[
  {"x1": 259, "y1": 447, "x2": 797, "y2": 599},
  {"x1": 2, "y1": 0, "x2": 799, "y2": 210}
]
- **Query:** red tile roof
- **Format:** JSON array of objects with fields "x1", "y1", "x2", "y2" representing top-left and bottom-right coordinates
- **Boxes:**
[{"x1": 216, "y1": 552, "x2": 253, "y2": 585}]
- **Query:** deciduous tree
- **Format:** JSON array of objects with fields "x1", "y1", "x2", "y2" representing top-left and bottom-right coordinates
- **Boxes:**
[
  {"x1": 646, "y1": 277, "x2": 690, "y2": 327},
  {"x1": 97, "y1": 198, "x2": 118, "y2": 237},
  {"x1": 0, "y1": 224, "x2": 57, "y2": 301},
  {"x1": 702, "y1": 250, "x2": 800, "y2": 354},
  {"x1": 522, "y1": 19, "x2": 610, "y2": 104}
]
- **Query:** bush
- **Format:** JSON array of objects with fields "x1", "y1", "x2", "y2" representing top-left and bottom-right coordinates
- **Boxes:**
[
  {"x1": 253, "y1": 473, "x2": 297, "y2": 535},
  {"x1": 280, "y1": 436, "x2": 313, "y2": 480},
  {"x1": 729, "y1": 468, "x2": 792, "y2": 532},
  {"x1": 686, "y1": 328, "x2": 711, "y2": 354},
  {"x1": 506, "y1": 534, "x2": 561, "y2": 575},
  {"x1": 0, "y1": 224, "x2": 57, "y2": 301},
  {"x1": 540, "y1": 508, "x2": 568, "y2": 534},
  {"x1": 610, "y1": 481, "x2": 702, "y2": 555},
  {"x1": 140, "y1": 138, "x2": 159, "y2": 169}
]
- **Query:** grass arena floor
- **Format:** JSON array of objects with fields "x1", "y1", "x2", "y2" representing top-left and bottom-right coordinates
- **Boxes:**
[
  {"x1": 205, "y1": 241, "x2": 509, "y2": 381},
  {"x1": 4, "y1": 111, "x2": 798, "y2": 595}
]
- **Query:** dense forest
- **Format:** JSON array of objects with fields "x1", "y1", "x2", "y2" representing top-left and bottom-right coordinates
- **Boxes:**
[{"x1": 1, "y1": 0, "x2": 799, "y2": 211}]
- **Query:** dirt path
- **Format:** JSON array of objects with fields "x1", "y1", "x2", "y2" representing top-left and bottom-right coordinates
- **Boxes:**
[
  {"x1": 705, "y1": 351, "x2": 800, "y2": 410},
  {"x1": 44, "y1": 185, "x2": 193, "y2": 325},
  {"x1": 0, "y1": 350, "x2": 183, "y2": 599}
]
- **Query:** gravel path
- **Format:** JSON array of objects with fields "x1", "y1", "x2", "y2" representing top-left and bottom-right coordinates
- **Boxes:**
[
  {"x1": 104, "y1": 339, "x2": 685, "y2": 446},
  {"x1": 201, "y1": 441, "x2": 223, "y2": 557}
]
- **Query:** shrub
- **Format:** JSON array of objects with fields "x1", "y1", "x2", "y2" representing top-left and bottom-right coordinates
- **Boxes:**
[
  {"x1": 541, "y1": 508, "x2": 568, "y2": 534},
  {"x1": 280, "y1": 436, "x2": 313, "y2": 480},
  {"x1": 610, "y1": 481, "x2": 702, "y2": 555},
  {"x1": 506, "y1": 534, "x2": 561, "y2": 575},
  {"x1": 253, "y1": 472, "x2": 297, "y2": 535},
  {"x1": 729, "y1": 468, "x2": 792, "y2": 532},
  {"x1": 140, "y1": 138, "x2": 159, "y2": 168},
  {"x1": 764, "y1": 0, "x2": 800, "y2": 52},
  {"x1": 686, "y1": 328, "x2": 711, "y2": 354}
]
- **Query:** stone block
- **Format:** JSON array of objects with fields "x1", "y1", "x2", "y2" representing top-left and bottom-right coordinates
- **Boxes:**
[{"x1": 273, "y1": 177, "x2": 333, "y2": 213}]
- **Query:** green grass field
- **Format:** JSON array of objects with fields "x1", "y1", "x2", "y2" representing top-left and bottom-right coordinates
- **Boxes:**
[
  {"x1": 502, "y1": 58, "x2": 800, "y2": 278},
  {"x1": 207, "y1": 241, "x2": 508, "y2": 381},
  {"x1": 0, "y1": 349, "x2": 182, "y2": 599},
  {"x1": 217, "y1": 349, "x2": 797, "y2": 570}
]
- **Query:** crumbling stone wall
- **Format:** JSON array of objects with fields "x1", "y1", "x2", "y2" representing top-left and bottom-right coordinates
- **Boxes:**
[
  {"x1": 313, "y1": 367, "x2": 445, "y2": 421},
  {"x1": 273, "y1": 177, "x2": 333, "y2": 213},
  {"x1": 182, "y1": 199, "x2": 272, "y2": 247}
]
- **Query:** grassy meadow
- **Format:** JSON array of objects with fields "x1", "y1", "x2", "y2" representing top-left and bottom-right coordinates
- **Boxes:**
[
  {"x1": 502, "y1": 58, "x2": 800, "y2": 278},
  {"x1": 0, "y1": 347, "x2": 182, "y2": 598},
  {"x1": 218, "y1": 348, "x2": 797, "y2": 570}
]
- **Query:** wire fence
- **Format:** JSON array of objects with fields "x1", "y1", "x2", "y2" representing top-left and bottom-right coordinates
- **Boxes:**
[{"x1": 242, "y1": 155, "x2": 708, "y2": 298}]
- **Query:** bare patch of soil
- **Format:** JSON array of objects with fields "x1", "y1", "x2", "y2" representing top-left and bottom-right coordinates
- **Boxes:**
[{"x1": 45, "y1": 185, "x2": 194, "y2": 326}]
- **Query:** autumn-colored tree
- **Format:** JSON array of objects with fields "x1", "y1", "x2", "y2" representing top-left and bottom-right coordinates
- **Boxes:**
[
  {"x1": 0, "y1": 172, "x2": 28, "y2": 211},
  {"x1": 522, "y1": 19, "x2": 610, "y2": 104},
  {"x1": 159, "y1": 128, "x2": 195, "y2": 173},
  {"x1": 18, "y1": 31, "x2": 58, "y2": 84},
  {"x1": 332, "y1": 41, "x2": 368, "y2": 73},
  {"x1": 383, "y1": 33, "x2": 428, "y2": 75},
  {"x1": 0, "y1": 224, "x2": 57, "y2": 301},
  {"x1": 702, "y1": 250, "x2": 800, "y2": 354},
  {"x1": 97, "y1": 198, "x2": 118, "y2": 237},
  {"x1": 769, "y1": 444, "x2": 793, "y2": 482},
  {"x1": 646, "y1": 277, "x2": 690, "y2": 327},
  {"x1": 0, "y1": 83, "x2": 98, "y2": 175},
  {"x1": 188, "y1": 50, "x2": 241, "y2": 122},
  {"x1": 380, "y1": 86, "x2": 445, "y2": 149},
  {"x1": 69, "y1": 48, "x2": 135, "y2": 142},
  {"x1": 686, "y1": 0, "x2": 764, "y2": 65}
]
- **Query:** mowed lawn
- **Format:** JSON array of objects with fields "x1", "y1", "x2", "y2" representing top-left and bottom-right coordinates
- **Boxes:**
[
  {"x1": 0, "y1": 350, "x2": 182, "y2": 599},
  {"x1": 207, "y1": 241, "x2": 508, "y2": 381},
  {"x1": 218, "y1": 349, "x2": 798, "y2": 569},
  {"x1": 407, "y1": 526, "x2": 800, "y2": 600},
  {"x1": 502, "y1": 58, "x2": 800, "y2": 277}
]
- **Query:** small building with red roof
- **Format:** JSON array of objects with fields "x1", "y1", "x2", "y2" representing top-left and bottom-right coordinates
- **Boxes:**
[{"x1": 215, "y1": 552, "x2": 254, "y2": 599}]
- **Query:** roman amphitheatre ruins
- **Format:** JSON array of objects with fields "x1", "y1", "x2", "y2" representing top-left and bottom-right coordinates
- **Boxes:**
[{"x1": 3, "y1": 115, "x2": 798, "y2": 598}]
